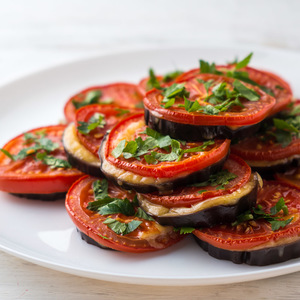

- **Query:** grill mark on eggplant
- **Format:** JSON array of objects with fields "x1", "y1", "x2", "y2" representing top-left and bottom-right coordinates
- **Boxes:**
[
  {"x1": 144, "y1": 108, "x2": 261, "y2": 141},
  {"x1": 193, "y1": 235, "x2": 300, "y2": 266},
  {"x1": 140, "y1": 176, "x2": 258, "y2": 228},
  {"x1": 10, "y1": 191, "x2": 66, "y2": 201},
  {"x1": 99, "y1": 133, "x2": 229, "y2": 193}
]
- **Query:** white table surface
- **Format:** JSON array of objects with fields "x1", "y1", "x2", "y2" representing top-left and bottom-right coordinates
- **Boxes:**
[{"x1": 1, "y1": 1, "x2": 300, "y2": 299}]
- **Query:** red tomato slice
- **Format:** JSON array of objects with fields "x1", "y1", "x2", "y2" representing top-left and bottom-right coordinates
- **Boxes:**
[
  {"x1": 144, "y1": 74, "x2": 275, "y2": 126},
  {"x1": 194, "y1": 181, "x2": 300, "y2": 251},
  {"x1": 0, "y1": 125, "x2": 83, "y2": 194},
  {"x1": 275, "y1": 168, "x2": 300, "y2": 189},
  {"x1": 104, "y1": 113, "x2": 231, "y2": 178},
  {"x1": 65, "y1": 175, "x2": 182, "y2": 253},
  {"x1": 140, "y1": 154, "x2": 251, "y2": 208},
  {"x1": 231, "y1": 136, "x2": 300, "y2": 162},
  {"x1": 64, "y1": 82, "x2": 143, "y2": 123},
  {"x1": 76, "y1": 104, "x2": 142, "y2": 157},
  {"x1": 176, "y1": 65, "x2": 292, "y2": 115}
]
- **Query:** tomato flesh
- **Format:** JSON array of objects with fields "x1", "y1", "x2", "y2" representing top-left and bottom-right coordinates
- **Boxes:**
[
  {"x1": 194, "y1": 181, "x2": 300, "y2": 251},
  {"x1": 76, "y1": 104, "x2": 142, "y2": 157},
  {"x1": 65, "y1": 175, "x2": 182, "y2": 252},
  {"x1": 144, "y1": 74, "x2": 276, "y2": 126},
  {"x1": 140, "y1": 154, "x2": 251, "y2": 208},
  {"x1": 0, "y1": 125, "x2": 83, "y2": 194},
  {"x1": 176, "y1": 65, "x2": 292, "y2": 115},
  {"x1": 64, "y1": 83, "x2": 143, "y2": 123},
  {"x1": 104, "y1": 113, "x2": 231, "y2": 178}
]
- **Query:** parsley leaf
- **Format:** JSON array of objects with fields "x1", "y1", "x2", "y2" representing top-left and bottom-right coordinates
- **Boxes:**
[
  {"x1": 161, "y1": 83, "x2": 189, "y2": 108},
  {"x1": 35, "y1": 153, "x2": 71, "y2": 169},
  {"x1": 103, "y1": 218, "x2": 142, "y2": 235},
  {"x1": 162, "y1": 70, "x2": 183, "y2": 83},
  {"x1": 235, "y1": 52, "x2": 253, "y2": 69},
  {"x1": 191, "y1": 170, "x2": 237, "y2": 189},
  {"x1": 174, "y1": 227, "x2": 195, "y2": 234},
  {"x1": 72, "y1": 90, "x2": 102, "y2": 109},
  {"x1": 232, "y1": 197, "x2": 293, "y2": 231},
  {"x1": 77, "y1": 113, "x2": 106, "y2": 135},
  {"x1": 147, "y1": 68, "x2": 163, "y2": 90},
  {"x1": 112, "y1": 127, "x2": 214, "y2": 164}
]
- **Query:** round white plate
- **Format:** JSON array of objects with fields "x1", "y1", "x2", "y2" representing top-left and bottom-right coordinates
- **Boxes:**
[{"x1": 0, "y1": 45, "x2": 300, "y2": 286}]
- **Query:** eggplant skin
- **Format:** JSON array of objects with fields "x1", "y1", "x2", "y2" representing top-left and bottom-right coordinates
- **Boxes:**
[
  {"x1": 10, "y1": 191, "x2": 66, "y2": 201},
  {"x1": 144, "y1": 177, "x2": 258, "y2": 228},
  {"x1": 76, "y1": 228, "x2": 115, "y2": 251},
  {"x1": 64, "y1": 146, "x2": 103, "y2": 177},
  {"x1": 250, "y1": 159, "x2": 300, "y2": 179},
  {"x1": 144, "y1": 108, "x2": 260, "y2": 141},
  {"x1": 193, "y1": 235, "x2": 300, "y2": 266}
]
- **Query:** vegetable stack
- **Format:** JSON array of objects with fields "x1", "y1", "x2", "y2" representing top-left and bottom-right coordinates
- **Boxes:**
[{"x1": 1, "y1": 53, "x2": 300, "y2": 265}]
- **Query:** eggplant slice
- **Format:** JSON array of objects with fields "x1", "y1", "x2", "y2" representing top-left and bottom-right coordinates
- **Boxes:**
[
  {"x1": 10, "y1": 191, "x2": 66, "y2": 201},
  {"x1": 138, "y1": 173, "x2": 259, "y2": 228},
  {"x1": 77, "y1": 228, "x2": 114, "y2": 251},
  {"x1": 63, "y1": 123, "x2": 102, "y2": 177},
  {"x1": 193, "y1": 236, "x2": 300, "y2": 266},
  {"x1": 144, "y1": 107, "x2": 261, "y2": 141},
  {"x1": 99, "y1": 134, "x2": 229, "y2": 194}
]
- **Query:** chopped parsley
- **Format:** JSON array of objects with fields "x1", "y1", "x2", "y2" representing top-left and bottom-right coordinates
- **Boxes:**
[
  {"x1": 257, "y1": 103, "x2": 300, "y2": 147},
  {"x1": 161, "y1": 83, "x2": 190, "y2": 108},
  {"x1": 111, "y1": 127, "x2": 214, "y2": 164},
  {"x1": 200, "y1": 52, "x2": 275, "y2": 97},
  {"x1": 72, "y1": 90, "x2": 102, "y2": 109},
  {"x1": 0, "y1": 131, "x2": 71, "y2": 169},
  {"x1": 77, "y1": 113, "x2": 106, "y2": 135},
  {"x1": 87, "y1": 179, "x2": 154, "y2": 235},
  {"x1": 190, "y1": 170, "x2": 237, "y2": 192},
  {"x1": 173, "y1": 227, "x2": 195, "y2": 235},
  {"x1": 232, "y1": 197, "x2": 293, "y2": 231},
  {"x1": 147, "y1": 68, "x2": 163, "y2": 90},
  {"x1": 162, "y1": 70, "x2": 183, "y2": 83},
  {"x1": 182, "y1": 79, "x2": 258, "y2": 115}
]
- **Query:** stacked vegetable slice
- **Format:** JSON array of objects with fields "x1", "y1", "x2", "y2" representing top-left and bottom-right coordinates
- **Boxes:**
[{"x1": 1, "y1": 52, "x2": 300, "y2": 263}]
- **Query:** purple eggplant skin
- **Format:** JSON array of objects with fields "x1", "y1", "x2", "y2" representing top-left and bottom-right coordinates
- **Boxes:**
[
  {"x1": 10, "y1": 191, "x2": 66, "y2": 201},
  {"x1": 63, "y1": 145, "x2": 102, "y2": 177},
  {"x1": 77, "y1": 228, "x2": 115, "y2": 251},
  {"x1": 250, "y1": 158, "x2": 300, "y2": 180},
  {"x1": 144, "y1": 107, "x2": 261, "y2": 141},
  {"x1": 99, "y1": 133, "x2": 229, "y2": 193},
  {"x1": 141, "y1": 176, "x2": 258, "y2": 228},
  {"x1": 194, "y1": 235, "x2": 300, "y2": 266}
]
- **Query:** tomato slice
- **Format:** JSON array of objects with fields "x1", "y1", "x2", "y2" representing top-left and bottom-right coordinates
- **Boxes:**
[
  {"x1": 231, "y1": 100, "x2": 300, "y2": 162},
  {"x1": 104, "y1": 113, "x2": 231, "y2": 178},
  {"x1": 0, "y1": 125, "x2": 83, "y2": 194},
  {"x1": 65, "y1": 175, "x2": 182, "y2": 253},
  {"x1": 75, "y1": 104, "x2": 142, "y2": 157},
  {"x1": 231, "y1": 136, "x2": 300, "y2": 162},
  {"x1": 194, "y1": 181, "x2": 300, "y2": 251},
  {"x1": 275, "y1": 168, "x2": 300, "y2": 189},
  {"x1": 144, "y1": 74, "x2": 275, "y2": 126},
  {"x1": 64, "y1": 82, "x2": 143, "y2": 123},
  {"x1": 139, "y1": 154, "x2": 251, "y2": 208},
  {"x1": 176, "y1": 65, "x2": 292, "y2": 116}
]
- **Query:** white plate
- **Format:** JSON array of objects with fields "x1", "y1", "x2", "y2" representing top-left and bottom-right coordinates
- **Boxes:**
[{"x1": 0, "y1": 45, "x2": 300, "y2": 286}]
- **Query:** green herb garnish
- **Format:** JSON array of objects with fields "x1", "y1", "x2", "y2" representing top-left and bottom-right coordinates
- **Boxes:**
[
  {"x1": 232, "y1": 197, "x2": 293, "y2": 231},
  {"x1": 77, "y1": 113, "x2": 106, "y2": 135},
  {"x1": 87, "y1": 179, "x2": 154, "y2": 235},
  {"x1": 112, "y1": 127, "x2": 214, "y2": 164},
  {"x1": 174, "y1": 227, "x2": 195, "y2": 235},
  {"x1": 190, "y1": 170, "x2": 237, "y2": 191},
  {"x1": 72, "y1": 90, "x2": 102, "y2": 109}
]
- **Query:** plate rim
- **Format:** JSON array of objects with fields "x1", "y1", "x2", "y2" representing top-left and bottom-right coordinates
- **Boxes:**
[{"x1": 1, "y1": 43, "x2": 300, "y2": 286}]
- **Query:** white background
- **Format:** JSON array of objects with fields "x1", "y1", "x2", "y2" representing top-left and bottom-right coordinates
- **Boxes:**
[{"x1": 1, "y1": 1, "x2": 300, "y2": 299}]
